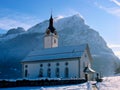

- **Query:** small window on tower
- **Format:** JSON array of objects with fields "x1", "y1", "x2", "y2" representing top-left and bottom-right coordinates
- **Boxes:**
[{"x1": 54, "y1": 39, "x2": 56, "y2": 43}]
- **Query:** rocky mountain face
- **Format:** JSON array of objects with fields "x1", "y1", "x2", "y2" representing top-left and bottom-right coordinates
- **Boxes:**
[
  {"x1": 0, "y1": 14, "x2": 120, "y2": 79},
  {"x1": 6, "y1": 27, "x2": 25, "y2": 35}
]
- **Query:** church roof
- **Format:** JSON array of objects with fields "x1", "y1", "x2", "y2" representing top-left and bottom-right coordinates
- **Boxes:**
[
  {"x1": 83, "y1": 66, "x2": 95, "y2": 73},
  {"x1": 22, "y1": 44, "x2": 89, "y2": 62}
]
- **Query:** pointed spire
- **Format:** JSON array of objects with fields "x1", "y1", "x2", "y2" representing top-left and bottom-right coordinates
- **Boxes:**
[
  {"x1": 49, "y1": 14, "x2": 53, "y2": 27},
  {"x1": 48, "y1": 13, "x2": 56, "y2": 33},
  {"x1": 50, "y1": 9, "x2": 53, "y2": 19}
]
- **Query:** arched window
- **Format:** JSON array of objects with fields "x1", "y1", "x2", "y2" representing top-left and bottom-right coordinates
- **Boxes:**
[
  {"x1": 47, "y1": 68, "x2": 51, "y2": 78},
  {"x1": 65, "y1": 62, "x2": 68, "y2": 66},
  {"x1": 56, "y1": 68, "x2": 60, "y2": 78},
  {"x1": 25, "y1": 69, "x2": 28, "y2": 77},
  {"x1": 56, "y1": 63, "x2": 59, "y2": 66},
  {"x1": 65, "y1": 67, "x2": 69, "y2": 78},
  {"x1": 48, "y1": 63, "x2": 51, "y2": 67},
  {"x1": 25, "y1": 65, "x2": 28, "y2": 68},
  {"x1": 39, "y1": 68, "x2": 43, "y2": 77},
  {"x1": 54, "y1": 39, "x2": 56, "y2": 43},
  {"x1": 40, "y1": 64, "x2": 43, "y2": 67}
]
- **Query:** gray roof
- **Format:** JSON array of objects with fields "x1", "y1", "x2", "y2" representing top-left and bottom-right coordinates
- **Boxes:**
[
  {"x1": 22, "y1": 44, "x2": 88, "y2": 62},
  {"x1": 84, "y1": 66, "x2": 95, "y2": 73}
]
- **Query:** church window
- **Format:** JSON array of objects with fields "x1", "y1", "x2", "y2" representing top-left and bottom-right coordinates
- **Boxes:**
[
  {"x1": 48, "y1": 63, "x2": 51, "y2": 67},
  {"x1": 40, "y1": 64, "x2": 43, "y2": 67},
  {"x1": 25, "y1": 65, "x2": 28, "y2": 68},
  {"x1": 56, "y1": 68, "x2": 60, "y2": 78},
  {"x1": 56, "y1": 63, "x2": 59, "y2": 66},
  {"x1": 25, "y1": 69, "x2": 28, "y2": 77},
  {"x1": 54, "y1": 39, "x2": 56, "y2": 43},
  {"x1": 65, "y1": 62, "x2": 68, "y2": 66},
  {"x1": 39, "y1": 68, "x2": 43, "y2": 77},
  {"x1": 47, "y1": 68, "x2": 51, "y2": 78},
  {"x1": 65, "y1": 67, "x2": 69, "y2": 78}
]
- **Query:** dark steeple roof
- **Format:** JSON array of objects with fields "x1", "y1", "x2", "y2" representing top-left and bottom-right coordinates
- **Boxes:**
[
  {"x1": 83, "y1": 66, "x2": 95, "y2": 73},
  {"x1": 48, "y1": 14, "x2": 56, "y2": 33}
]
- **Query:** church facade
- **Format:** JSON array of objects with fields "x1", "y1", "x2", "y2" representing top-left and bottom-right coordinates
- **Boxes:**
[{"x1": 22, "y1": 15, "x2": 95, "y2": 80}]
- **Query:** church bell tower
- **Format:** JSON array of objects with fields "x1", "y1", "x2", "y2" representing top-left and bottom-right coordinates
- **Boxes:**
[{"x1": 44, "y1": 14, "x2": 58, "y2": 48}]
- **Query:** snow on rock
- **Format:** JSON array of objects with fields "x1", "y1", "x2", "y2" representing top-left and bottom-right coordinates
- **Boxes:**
[
  {"x1": 0, "y1": 32, "x2": 42, "y2": 79},
  {"x1": 28, "y1": 14, "x2": 86, "y2": 33},
  {"x1": 0, "y1": 34, "x2": 19, "y2": 41},
  {"x1": 6, "y1": 27, "x2": 25, "y2": 35},
  {"x1": 0, "y1": 27, "x2": 26, "y2": 41}
]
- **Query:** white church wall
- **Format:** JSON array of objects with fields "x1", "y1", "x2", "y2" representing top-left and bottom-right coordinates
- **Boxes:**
[
  {"x1": 80, "y1": 50, "x2": 91, "y2": 78},
  {"x1": 23, "y1": 63, "x2": 39, "y2": 79},
  {"x1": 44, "y1": 35, "x2": 52, "y2": 48},
  {"x1": 44, "y1": 35, "x2": 58, "y2": 48},
  {"x1": 23, "y1": 58, "x2": 80, "y2": 79}
]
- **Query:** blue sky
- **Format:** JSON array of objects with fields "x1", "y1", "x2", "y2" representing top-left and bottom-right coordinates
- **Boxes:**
[{"x1": 0, "y1": 0, "x2": 120, "y2": 58}]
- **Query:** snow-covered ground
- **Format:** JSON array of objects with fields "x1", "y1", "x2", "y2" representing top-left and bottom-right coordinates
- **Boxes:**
[
  {"x1": 1, "y1": 76, "x2": 120, "y2": 90},
  {"x1": 99, "y1": 76, "x2": 120, "y2": 90}
]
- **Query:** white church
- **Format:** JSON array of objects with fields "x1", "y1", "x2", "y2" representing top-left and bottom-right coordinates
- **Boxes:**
[{"x1": 22, "y1": 15, "x2": 95, "y2": 80}]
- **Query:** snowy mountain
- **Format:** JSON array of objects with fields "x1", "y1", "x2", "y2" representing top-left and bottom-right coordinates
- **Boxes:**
[
  {"x1": 0, "y1": 27, "x2": 26, "y2": 42},
  {"x1": 6, "y1": 27, "x2": 25, "y2": 35},
  {"x1": 0, "y1": 14, "x2": 120, "y2": 79}
]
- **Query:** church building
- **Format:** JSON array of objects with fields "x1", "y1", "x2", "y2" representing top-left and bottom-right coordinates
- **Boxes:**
[{"x1": 22, "y1": 15, "x2": 95, "y2": 80}]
